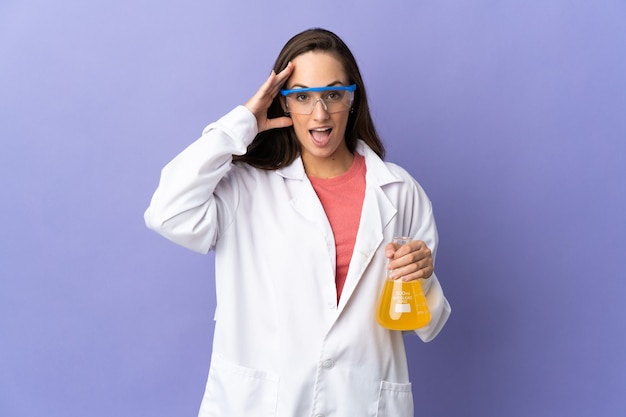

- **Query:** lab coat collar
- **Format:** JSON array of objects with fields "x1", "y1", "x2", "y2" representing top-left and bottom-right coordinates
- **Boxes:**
[
  {"x1": 355, "y1": 140, "x2": 401, "y2": 187},
  {"x1": 275, "y1": 155, "x2": 306, "y2": 180}
]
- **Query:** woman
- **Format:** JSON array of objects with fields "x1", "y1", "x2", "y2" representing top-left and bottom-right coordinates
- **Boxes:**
[{"x1": 145, "y1": 28, "x2": 450, "y2": 417}]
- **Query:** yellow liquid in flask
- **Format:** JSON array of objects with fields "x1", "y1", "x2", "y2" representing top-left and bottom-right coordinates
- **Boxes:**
[{"x1": 376, "y1": 278, "x2": 431, "y2": 330}]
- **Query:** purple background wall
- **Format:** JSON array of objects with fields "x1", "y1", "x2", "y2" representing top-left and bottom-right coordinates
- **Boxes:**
[{"x1": 1, "y1": 1, "x2": 625, "y2": 416}]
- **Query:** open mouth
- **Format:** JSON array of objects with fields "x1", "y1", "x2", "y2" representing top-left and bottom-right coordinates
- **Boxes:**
[{"x1": 309, "y1": 127, "x2": 333, "y2": 146}]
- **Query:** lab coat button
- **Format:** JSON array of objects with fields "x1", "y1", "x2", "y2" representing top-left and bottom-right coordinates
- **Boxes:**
[{"x1": 322, "y1": 359, "x2": 335, "y2": 369}]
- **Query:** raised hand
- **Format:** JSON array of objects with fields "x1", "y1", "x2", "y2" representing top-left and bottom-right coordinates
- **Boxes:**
[{"x1": 244, "y1": 62, "x2": 294, "y2": 133}]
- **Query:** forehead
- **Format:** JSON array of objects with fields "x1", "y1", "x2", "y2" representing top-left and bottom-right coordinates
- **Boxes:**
[{"x1": 287, "y1": 51, "x2": 348, "y2": 88}]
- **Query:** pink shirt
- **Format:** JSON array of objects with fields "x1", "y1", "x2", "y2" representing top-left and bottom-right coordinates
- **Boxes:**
[{"x1": 308, "y1": 154, "x2": 366, "y2": 303}]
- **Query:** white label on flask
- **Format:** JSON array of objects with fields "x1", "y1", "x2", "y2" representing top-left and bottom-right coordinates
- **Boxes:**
[{"x1": 395, "y1": 303, "x2": 411, "y2": 313}]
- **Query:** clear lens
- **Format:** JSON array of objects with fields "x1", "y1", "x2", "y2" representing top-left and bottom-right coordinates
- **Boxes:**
[{"x1": 285, "y1": 89, "x2": 354, "y2": 115}]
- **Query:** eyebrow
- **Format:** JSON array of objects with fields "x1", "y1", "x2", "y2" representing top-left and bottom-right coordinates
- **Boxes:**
[{"x1": 288, "y1": 81, "x2": 347, "y2": 89}]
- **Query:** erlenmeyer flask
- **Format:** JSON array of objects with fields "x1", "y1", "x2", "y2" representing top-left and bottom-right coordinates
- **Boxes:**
[{"x1": 376, "y1": 237, "x2": 431, "y2": 330}]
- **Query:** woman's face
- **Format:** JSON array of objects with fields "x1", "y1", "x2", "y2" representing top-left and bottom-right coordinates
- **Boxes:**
[{"x1": 284, "y1": 51, "x2": 353, "y2": 177}]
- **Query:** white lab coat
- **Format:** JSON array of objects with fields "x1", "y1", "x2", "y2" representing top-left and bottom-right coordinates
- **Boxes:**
[{"x1": 145, "y1": 106, "x2": 451, "y2": 417}]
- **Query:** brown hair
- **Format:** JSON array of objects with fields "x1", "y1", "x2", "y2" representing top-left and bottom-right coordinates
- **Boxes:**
[{"x1": 234, "y1": 28, "x2": 385, "y2": 169}]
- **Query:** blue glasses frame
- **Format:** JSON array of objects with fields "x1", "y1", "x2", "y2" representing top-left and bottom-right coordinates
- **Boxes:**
[{"x1": 279, "y1": 84, "x2": 357, "y2": 96}]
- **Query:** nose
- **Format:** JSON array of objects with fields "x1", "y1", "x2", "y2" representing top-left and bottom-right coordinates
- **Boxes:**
[{"x1": 312, "y1": 98, "x2": 330, "y2": 120}]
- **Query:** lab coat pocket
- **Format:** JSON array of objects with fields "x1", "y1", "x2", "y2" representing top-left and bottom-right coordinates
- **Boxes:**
[
  {"x1": 376, "y1": 380, "x2": 414, "y2": 417},
  {"x1": 198, "y1": 354, "x2": 279, "y2": 417}
]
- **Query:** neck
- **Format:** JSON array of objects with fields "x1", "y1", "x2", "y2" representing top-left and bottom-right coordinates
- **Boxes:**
[{"x1": 303, "y1": 151, "x2": 354, "y2": 179}]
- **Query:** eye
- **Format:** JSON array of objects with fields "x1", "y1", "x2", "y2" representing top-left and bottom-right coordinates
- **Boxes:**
[
  {"x1": 325, "y1": 90, "x2": 344, "y2": 101},
  {"x1": 293, "y1": 93, "x2": 310, "y2": 102}
]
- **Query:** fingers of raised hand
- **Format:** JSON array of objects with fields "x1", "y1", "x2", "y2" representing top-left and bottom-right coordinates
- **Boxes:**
[{"x1": 264, "y1": 62, "x2": 294, "y2": 98}]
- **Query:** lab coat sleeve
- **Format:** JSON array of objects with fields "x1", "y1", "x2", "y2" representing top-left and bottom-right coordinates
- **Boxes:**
[
  {"x1": 407, "y1": 179, "x2": 451, "y2": 342},
  {"x1": 414, "y1": 272, "x2": 451, "y2": 342},
  {"x1": 144, "y1": 106, "x2": 258, "y2": 253}
]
